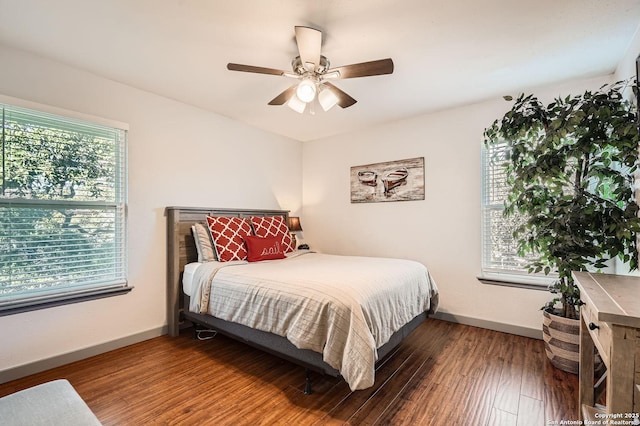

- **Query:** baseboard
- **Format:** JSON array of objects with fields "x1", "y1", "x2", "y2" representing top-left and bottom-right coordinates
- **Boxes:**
[
  {"x1": 1, "y1": 326, "x2": 167, "y2": 384},
  {"x1": 432, "y1": 312, "x2": 542, "y2": 340}
]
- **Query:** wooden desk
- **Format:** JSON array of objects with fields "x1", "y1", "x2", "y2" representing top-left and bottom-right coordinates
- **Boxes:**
[{"x1": 574, "y1": 272, "x2": 640, "y2": 422}]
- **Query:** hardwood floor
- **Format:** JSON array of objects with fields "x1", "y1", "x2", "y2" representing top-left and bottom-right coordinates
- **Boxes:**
[{"x1": 0, "y1": 319, "x2": 578, "y2": 425}]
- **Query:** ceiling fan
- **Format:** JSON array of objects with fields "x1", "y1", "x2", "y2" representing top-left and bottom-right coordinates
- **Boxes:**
[{"x1": 227, "y1": 26, "x2": 394, "y2": 114}]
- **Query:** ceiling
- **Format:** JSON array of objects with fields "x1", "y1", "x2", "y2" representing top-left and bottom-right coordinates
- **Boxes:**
[{"x1": 0, "y1": 0, "x2": 639, "y2": 142}]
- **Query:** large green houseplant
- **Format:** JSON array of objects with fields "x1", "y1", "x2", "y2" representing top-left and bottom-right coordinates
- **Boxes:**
[{"x1": 484, "y1": 80, "x2": 640, "y2": 321}]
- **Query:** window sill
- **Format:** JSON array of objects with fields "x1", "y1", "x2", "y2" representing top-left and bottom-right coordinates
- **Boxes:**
[
  {"x1": 477, "y1": 274, "x2": 553, "y2": 291},
  {"x1": 0, "y1": 286, "x2": 133, "y2": 317}
]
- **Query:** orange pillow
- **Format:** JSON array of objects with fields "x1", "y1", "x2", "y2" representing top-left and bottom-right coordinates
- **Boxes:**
[
  {"x1": 244, "y1": 235, "x2": 286, "y2": 262},
  {"x1": 249, "y1": 216, "x2": 295, "y2": 253},
  {"x1": 206, "y1": 216, "x2": 253, "y2": 262}
]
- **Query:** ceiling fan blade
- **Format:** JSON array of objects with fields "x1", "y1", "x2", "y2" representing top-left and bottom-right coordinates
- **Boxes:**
[
  {"x1": 295, "y1": 26, "x2": 322, "y2": 70},
  {"x1": 323, "y1": 82, "x2": 357, "y2": 108},
  {"x1": 227, "y1": 63, "x2": 289, "y2": 76},
  {"x1": 328, "y1": 58, "x2": 394, "y2": 79},
  {"x1": 268, "y1": 84, "x2": 298, "y2": 105}
]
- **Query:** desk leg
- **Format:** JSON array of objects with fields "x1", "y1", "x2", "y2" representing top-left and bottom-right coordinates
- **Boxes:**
[
  {"x1": 579, "y1": 314, "x2": 595, "y2": 421},
  {"x1": 607, "y1": 325, "x2": 635, "y2": 415}
]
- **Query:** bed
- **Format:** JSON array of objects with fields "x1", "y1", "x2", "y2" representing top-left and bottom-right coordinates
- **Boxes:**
[{"x1": 166, "y1": 206, "x2": 438, "y2": 392}]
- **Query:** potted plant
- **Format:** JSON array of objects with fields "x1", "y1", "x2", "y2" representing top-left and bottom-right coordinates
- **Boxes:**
[{"x1": 483, "y1": 80, "x2": 640, "y2": 373}]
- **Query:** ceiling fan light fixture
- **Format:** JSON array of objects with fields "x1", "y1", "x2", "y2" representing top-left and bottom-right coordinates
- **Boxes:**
[
  {"x1": 287, "y1": 95, "x2": 306, "y2": 113},
  {"x1": 318, "y1": 86, "x2": 339, "y2": 111},
  {"x1": 296, "y1": 78, "x2": 317, "y2": 103},
  {"x1": 227, "y1": 27, "x2": 394, "y2": 112}
]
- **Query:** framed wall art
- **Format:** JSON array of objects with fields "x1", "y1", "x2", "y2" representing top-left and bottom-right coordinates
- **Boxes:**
[{"x1": 350, "y1": 157, "x2": 425, "y2": 203}]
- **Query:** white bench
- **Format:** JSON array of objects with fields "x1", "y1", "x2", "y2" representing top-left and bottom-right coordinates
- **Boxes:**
[{"x1": 0, "y1": 379, "x2": 101, "y2": 425}]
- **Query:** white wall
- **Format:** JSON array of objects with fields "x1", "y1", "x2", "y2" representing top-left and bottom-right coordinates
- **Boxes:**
[
  {"x1": 0, "y1": 45, "x2": 302, "y2": 377},
  {"x1": 301, "y1": 75, "x2": 615, "y2": 337},
  {"x1": 615, "y1": 24, "x2": 640, "y2": 81}
]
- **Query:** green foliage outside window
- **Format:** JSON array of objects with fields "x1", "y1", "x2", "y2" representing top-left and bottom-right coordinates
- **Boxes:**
[{"x1": 0, "y1": 106, "x2": 126, "y2": 304}]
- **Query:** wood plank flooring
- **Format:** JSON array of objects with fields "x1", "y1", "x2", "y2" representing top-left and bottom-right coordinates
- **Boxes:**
[{"x1": 0, "y1": 319, "x2": 579, "y2": 425}]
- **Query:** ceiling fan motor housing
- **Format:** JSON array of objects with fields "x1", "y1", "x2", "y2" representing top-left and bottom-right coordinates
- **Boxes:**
[{"x1": 292, "y1": 55, "x2": 330, "y2": 75}]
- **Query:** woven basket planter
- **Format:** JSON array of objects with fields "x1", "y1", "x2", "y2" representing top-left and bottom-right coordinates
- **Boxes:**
[{"x1": 542, "y1": 309, "x2": 580, "y2": 374}]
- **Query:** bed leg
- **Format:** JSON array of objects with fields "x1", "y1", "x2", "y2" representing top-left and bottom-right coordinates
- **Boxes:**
[
  {"x1": 304, "y1": 369, "x2": 313, "y2": 395},
  {"x1": 192, "y1": 325, "x2": 198, "y2": 340}
]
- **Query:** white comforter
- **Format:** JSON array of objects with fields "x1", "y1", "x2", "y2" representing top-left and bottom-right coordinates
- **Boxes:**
[{"x1": 189, "y1": 251, "x2": 438, "y2": 391}]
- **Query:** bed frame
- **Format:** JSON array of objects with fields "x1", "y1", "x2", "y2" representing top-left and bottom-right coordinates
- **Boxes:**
[{"x1": 166, "y1": 206, "x2": 428, "y2": 392}]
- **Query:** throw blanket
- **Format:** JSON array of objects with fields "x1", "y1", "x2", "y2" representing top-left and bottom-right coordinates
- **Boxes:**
[{"x1": 190, "y1": 252, "x2": 439, "y2": 390}]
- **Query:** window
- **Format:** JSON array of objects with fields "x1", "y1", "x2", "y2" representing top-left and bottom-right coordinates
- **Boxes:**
[
  {"x1": 480, "y1": 141, "x2": 552, "y2": 288},
  {"x1": 0, "y1": 102, "x2": 129, "y2": 314}
]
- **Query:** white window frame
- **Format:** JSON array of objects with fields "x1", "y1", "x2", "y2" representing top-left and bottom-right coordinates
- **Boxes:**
[
  {"x1": 479, "y1": 141, "x2": 554, "y2": 289},
  {"x1": 0, "y1": 95, "x2": 129, "y2": 314}
]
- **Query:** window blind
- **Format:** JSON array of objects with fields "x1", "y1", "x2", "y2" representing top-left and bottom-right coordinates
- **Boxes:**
[
  {"x1": 480, "y1": 141, "x2": 552, "y2": 285},
  {"x1": 0, "y1": 104, "x2": 128, "y2": 311}
]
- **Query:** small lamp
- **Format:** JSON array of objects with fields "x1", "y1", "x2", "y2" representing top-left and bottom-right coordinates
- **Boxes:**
[
  {"x1": 288, "y1": 216, "x2": 303, "y2": 248},
  {"x1": 287, "y1": 95, "x2": 307, "y2": 114},
  {"x1": 296, "y1": 79, "x2": 317, "y2": 103},
  {"x1": 318, "y1": 85, "x2": 339, "y2": 111}
]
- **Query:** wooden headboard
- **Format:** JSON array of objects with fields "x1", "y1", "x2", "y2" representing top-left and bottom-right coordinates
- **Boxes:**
[{"x1": 165, "y1": 207, "x2": 290, "y2": 336}]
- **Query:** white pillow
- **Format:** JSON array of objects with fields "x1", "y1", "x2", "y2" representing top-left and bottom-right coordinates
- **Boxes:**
[{"x1": 191, "y1": 223, "x2": 215, "y2": 262}]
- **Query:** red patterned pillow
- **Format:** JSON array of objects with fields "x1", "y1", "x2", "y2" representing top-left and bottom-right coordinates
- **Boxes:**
[
  {"x1": 206, "y1": 216, "x2": 253, "y2": 262},
  {"x1": 249, "y1": 216, "x2": 295, "y2": 253},
  {"x1": 244, "y1": 235, "x2": 286, "y2": 262}
]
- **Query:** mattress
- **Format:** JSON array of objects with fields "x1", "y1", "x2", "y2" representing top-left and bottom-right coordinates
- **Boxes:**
[{"x1": 182, "y1": 262, "x2": 202, "y2": 297}]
